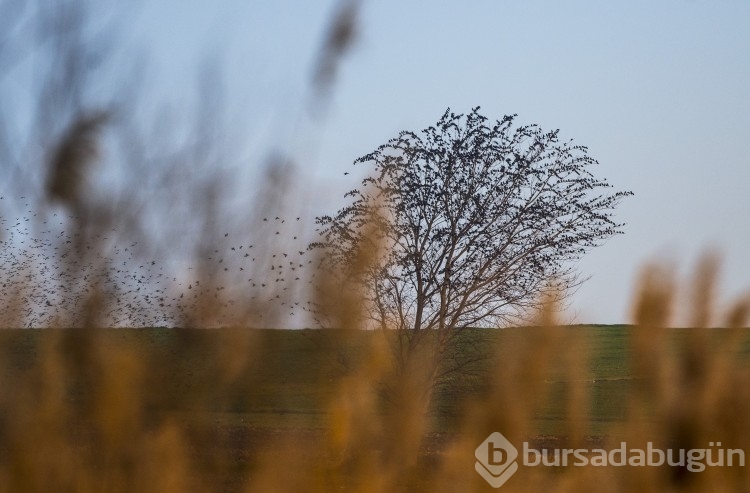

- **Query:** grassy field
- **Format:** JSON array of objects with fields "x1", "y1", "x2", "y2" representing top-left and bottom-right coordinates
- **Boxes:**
[
  {"x1": 3, "y1": 322, "x2": 750, "y2": 492},
  {"x1": 3, "y1": 325, "x2": 748, "y2": 436}
]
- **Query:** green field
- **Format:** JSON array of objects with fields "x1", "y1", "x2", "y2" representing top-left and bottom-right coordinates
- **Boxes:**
[{"x1": 2, "y1": 325, "x2": 749, "y2": 437}]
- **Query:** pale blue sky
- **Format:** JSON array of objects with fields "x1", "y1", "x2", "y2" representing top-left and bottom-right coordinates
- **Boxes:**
[{"x1": 122, "y1": 0, "x2": 750, "y2": 324}]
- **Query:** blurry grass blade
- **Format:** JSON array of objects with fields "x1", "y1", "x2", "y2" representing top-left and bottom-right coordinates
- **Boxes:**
[
  {"x1": 46, "y1": 111, "x2": 109, "y2": 211},
  {"x1": 310, "y1": 0, "x2": 360, "y2": 110}
]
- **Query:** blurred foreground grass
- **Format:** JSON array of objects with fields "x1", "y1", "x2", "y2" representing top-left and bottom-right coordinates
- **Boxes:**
[{"x1": 2, "y1": 283, "x2": 750, "y2": 492}]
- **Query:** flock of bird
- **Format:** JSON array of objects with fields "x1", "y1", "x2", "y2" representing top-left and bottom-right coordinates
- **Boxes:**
[{"x1": 0, "y1": 200, "x2": 315, "y2": 328}]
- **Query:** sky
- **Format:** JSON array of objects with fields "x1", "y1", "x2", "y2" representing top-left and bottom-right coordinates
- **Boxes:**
[{"x1": 13, "y1": 0, "x2": 750, "y2": 326}]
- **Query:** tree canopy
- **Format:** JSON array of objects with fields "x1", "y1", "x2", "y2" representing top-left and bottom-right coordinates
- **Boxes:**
[{"x1": 314, "y1": 108, "x2": 631, "y2": 340}]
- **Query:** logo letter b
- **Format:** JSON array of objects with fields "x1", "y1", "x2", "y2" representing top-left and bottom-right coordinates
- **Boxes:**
[{"x1": 489, "y1": 442, "x2": 507, "y2": 465}]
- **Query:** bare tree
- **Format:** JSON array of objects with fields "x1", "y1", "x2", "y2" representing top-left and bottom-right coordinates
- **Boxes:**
[{"x1": 312, "y1": 107, "x2": 632, "y2": 375}]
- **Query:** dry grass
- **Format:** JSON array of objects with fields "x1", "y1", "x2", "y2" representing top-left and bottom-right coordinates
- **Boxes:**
[{"x1": 2, "y1": 161, "x2": 750, "y2": 492}]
